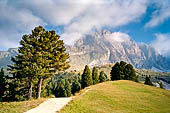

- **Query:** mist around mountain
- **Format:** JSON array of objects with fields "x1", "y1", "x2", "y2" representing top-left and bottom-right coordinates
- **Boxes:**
[{"x1": 1, "y1": 30, "x2": 170, "y2": 72}]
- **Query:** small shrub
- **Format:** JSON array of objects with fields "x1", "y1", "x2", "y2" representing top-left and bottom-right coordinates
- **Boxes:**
[
  {"x1": 99, "y1": 71, "x2": 106, "y2": 83},
  {"x1": 144, "y1": 76, "x2": 153, "y2": 86},
  {"x1": 159, "y1": 82, "x2": 164, "y2": 89}
]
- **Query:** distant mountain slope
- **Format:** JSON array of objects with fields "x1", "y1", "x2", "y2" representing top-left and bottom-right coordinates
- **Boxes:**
[
  {"x1": 0, "y1": 31, "x2": 170, "y2": 72},
  {"x1": 67, "y1": 30, "x2": 170, "y2": 71},
  {"x1": 60, "y1": 80, "x2": 170, "y2": 113},
  {"x1": 96, "y1": 64, "x2": 170, "y2": 90},
  {"x1": 0, "y1": 48, "x2": 18, "y2": 68}
]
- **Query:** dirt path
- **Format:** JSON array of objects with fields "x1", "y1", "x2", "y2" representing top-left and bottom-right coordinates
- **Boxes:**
[
  {"x1": 24, "y1": 88, "x2": 91, "y2": 113},
  {"x1": 24, "y1": 97, "x2": 72, "y2": 113},
  {"x1": 80, "y1": 89, "x2": 90, "y2": 96}
]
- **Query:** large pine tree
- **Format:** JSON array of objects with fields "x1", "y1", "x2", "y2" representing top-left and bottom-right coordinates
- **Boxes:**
[
  {"x1": 81, "y1": 65, "x2": 92, "y2": 88},
  {"x1": 8, "y1": 26, "x2": 70, "y2": 100}
]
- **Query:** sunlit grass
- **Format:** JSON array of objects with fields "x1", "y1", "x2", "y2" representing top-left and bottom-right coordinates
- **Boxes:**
[
  {"x1": 0, "y1": 98, "x2": 47, "y2": 113},
  {"x1": 61, "y1": 80, "x2": 170, "y2": 113}
]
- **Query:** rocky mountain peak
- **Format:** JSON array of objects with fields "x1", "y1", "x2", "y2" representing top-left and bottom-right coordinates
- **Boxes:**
[
  {"x1": 0, "y1": 31, "x2": 170, "y2": 72},
  {"x1": 67, "y1": 31, "x2": 170, "y2": 71}
]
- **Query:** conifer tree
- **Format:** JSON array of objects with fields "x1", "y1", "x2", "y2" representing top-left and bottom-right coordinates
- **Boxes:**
[
  {"x1": 0, "y1": 68, "x2": 7, "y2": 101},
  {"x1": 81, "y1": 65, "x2": 92, "y2": 88},
  {"x1": 104, "y1": 73, "x2": 109, "y2": 81},
  {"x1": 54, "y1": 79, "x2": 65, "y2": 97},
  {"x1": 65, "y1": 79, "x2": 71, "y2": 97},
  {"x1": 119, "y1": 61, "x2": 127, "y2": 73},
  {"x1": 159, "y1": 82, "x2": 164, "y2": 89},
  {"x1": 99, "y1": 71, "x2": 106, "y2": 83},
  {"x1": 110, "y1": 61, "x2": 138, "y2": 82},
  {"x1": 124, "y1": 64, "x2": 137, "y2": 81},
  {"x1": 144, "y1": 76, "x2": 153, "y2": 86},
  {"x1": 92, "y1": 67, "x2": 99, "y2": 84},
  {"x1": 72, "y1": 79, "x2": 81, "y2": 94},
  {"x1": 54, "y1": 79, "x2": 72, "y2": 97},
  {"x1": 110, "y1": 62, "x2": 121, "y2": 80},
  {"x1": 8, "y1": 26, "x2": 70, "y2": 100}
]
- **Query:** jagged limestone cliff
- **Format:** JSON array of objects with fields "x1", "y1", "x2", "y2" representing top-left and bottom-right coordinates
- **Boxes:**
[{"x1": 67, "y1": 31, "x2": 170, "y2": 71}]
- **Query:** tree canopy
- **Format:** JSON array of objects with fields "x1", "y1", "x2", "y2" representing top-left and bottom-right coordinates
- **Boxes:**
[
  {"x1": 110, "y1": 61, "x2": 138, "y2": 82},
  {"x1": 8, "y1": 26, "x2": 70, "y2": 100},
  {"x1": 0, "y1": 68, "x2": 7, "y2": 101},
  {"x1": 99, "y1": 71, "x2": 106, "y2": 83},
  {"x1": 81, "y1": 65, "x2": 92, "y2": 88},
  {"x1": 144, "y1": 76, "x2": 153, "y2": 86},
  {"x1": 92, "y1": 67, "x2": 99, "y2": 84}
]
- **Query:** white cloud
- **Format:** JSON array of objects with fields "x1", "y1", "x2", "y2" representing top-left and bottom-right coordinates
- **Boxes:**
[
  {"x1": 0, "y1": 29, "x2": 20, "y2": 48},
  {"x1": 0, "y1": 0, "x2": 45, "y2": 49},
  {"x1": 151, "y1": 33, "x2": 170, "y2": 57},
  {"x1": 61, "y1": 33, "x2": 83, "y2": 45},
  {"x1": 61, "y1": 0, "x2": 148, "y2": 44},
  {"x1": 0, "y1": 0, "x2": 149, "y2": 48},
  {"x1": 105, "y1": 32, "x2": 131, "y2": 43},
  {"x1": 2, "y1": 0, "x2": 170, "y2": 49},
  {"x1": 145, "y1": 0, "x2": 170, "y2": 28}
]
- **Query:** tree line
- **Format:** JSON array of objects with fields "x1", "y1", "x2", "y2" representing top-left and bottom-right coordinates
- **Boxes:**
[
  {"x1": 0, "y1": 65, "x2": 108, "y2": 100},
  {"x1": 52, "y1": 65, "x2": 109, "y2": 97}
]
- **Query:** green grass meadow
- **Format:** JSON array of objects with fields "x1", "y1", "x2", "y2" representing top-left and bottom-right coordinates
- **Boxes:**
[{"x1": 61, "y1": 80, "x2": 170, "y2": 113}]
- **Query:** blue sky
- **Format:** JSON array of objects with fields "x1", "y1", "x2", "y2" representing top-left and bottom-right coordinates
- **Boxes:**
[
  {"x1": 0, "y1": 0, "x2": 170, "y2": 56},
  {"x1": 113, "y1": 5, "x2": 170, "y2": 43}
]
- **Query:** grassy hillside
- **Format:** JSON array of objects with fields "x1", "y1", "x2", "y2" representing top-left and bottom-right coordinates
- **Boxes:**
[
  {"x1": 0, "y1": 98, "x2": 47, "y2": 113},
  {"x1": 61, "y1": 80, "x2": 170, "y2": 113}
]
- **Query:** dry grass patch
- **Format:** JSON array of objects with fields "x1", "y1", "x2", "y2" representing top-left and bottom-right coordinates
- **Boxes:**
[{"x1": 0, "y1": 98, "x2": 47, "y2": 113}]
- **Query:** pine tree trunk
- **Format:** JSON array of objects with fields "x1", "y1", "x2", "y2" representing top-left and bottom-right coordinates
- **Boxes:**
[
  {"x1": 37, "y1": 77, "x2": 43, "y2": 99},
  {"x1": 28, "y1": 81, "x2": 33, "y2": 100}
]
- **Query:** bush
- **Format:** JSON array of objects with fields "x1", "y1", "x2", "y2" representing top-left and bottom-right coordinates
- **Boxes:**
[
  {"x1": 144, "y1": 76, "x2": 153, "y2": 86},
  {"x1": 159, "y1": 82, "x2": 164, "y2": 89}
]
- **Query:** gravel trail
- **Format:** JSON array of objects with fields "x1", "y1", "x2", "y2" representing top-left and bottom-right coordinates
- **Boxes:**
[
  {"x1": 24, "y1": 97, "x2": 72, "y2": 113},
  {"x1": 24, "y1": 88, "x2": 90, "y2": 113}
]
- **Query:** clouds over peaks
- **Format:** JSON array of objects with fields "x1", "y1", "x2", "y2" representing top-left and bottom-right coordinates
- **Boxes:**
[
  {"x1": 145, "y1": 0, "x2": 170, "y2": 28},
  {"x1": 151, "y1": 33, "x2": 170, "y2": 57},
  {"x1": 0, "y1": 0, "x2": 170, "y2": 50}
]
